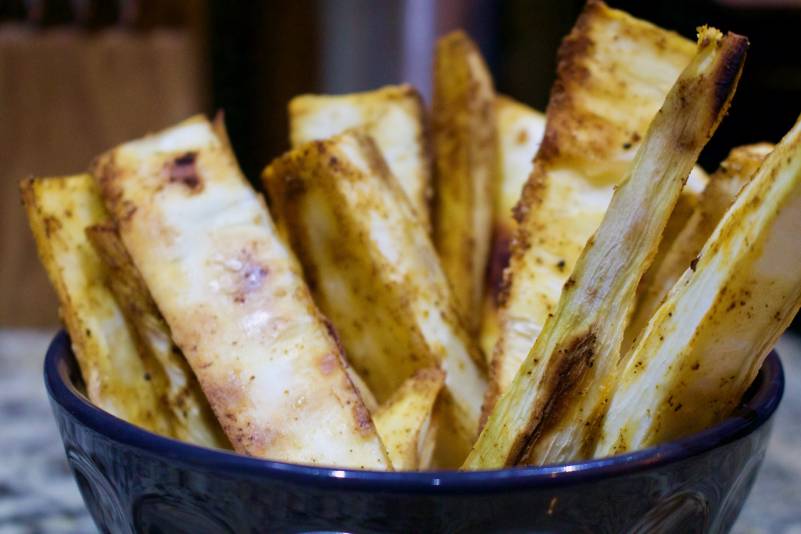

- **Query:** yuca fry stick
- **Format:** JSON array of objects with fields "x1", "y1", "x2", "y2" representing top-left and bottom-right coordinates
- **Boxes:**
[
  {"x1": 20, "y1": 175, "x2": 172, "y2": 435},
  {"x1": 624, "y1": 143, "x2": 772, "y2": 351},
  {"x1": 432, "y1": 30, "x2": 498, "y2": 333},
  {"x1": 484, "y1": 2, "x2": 699, "y2": 416},
  {"x1": 479, "y1": 97, "x2": 546, "y2": 363},
  {"x1": 480, "y1": 107, "x2": 705, "y2": 367},
  {"x1": 92, "y1": 116, "x2": 390, "y2": 469},
  {"x1": 628, "y1": 192, "x2": 699, "y2": 347},
  {"x1": 643, "y1": 166, "x2": 710, "y2": 304},
  {"x1": 86, "y1": 224, "x2": 229, "y2": 449},
  {"x1": 289, "y1": 85, "x2": 432, "y2": 228},
  {"x1": 597, "y1": 119, "x2": 801, "y2": 456},
  {"x1": 465, "y1": 28, "x2": 747, "y2": 469},
  {"x1": 263, "y1": 131, "x2": 486, "y2": 467},
  {"x1": 373, "y1": 368, "x2": 445, "y2": 471}
]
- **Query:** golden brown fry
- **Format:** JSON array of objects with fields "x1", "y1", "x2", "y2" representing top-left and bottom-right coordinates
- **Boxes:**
[
  {"x1": 597, "y1": 121, "x2": 801, "y2": 456},
  {"x1": 263, "y1": 131, "x2": 486, "y2": 467},
  {"x1": 373, "y1": 368, "x2": 445, "y2": 470},
  {"x1": 20, "y1": 174, "x2": 172, "y2": 436},
  {"x1": 289, "y1": 85, "x2": 432, "y2": 227},
  {"x1": 484, "y1": 1, "x2": 699, "y2": 418},
  {"x1": 86, "y1": 223, "x2": 230, "y2": 450},
  {"x1": 432, "y1": 30, "x2": 498, "y2": 333},
  {"x1": 465, "y1": 27, "x2": 747, "y2": 469},
  {"x1": 624, "y1": 143, "x2": 773, "y2": 351},
  {"x1": 479, "y1": 96, "x2": 546, "y2": 362},
  {"x1": 92, "y1": 116, "x2": 390, "y2": 469}
]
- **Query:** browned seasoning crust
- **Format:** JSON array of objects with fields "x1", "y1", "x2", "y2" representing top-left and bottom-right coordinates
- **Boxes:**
[
  {"x1": 482, "y1": 0, "x2": 703, "y2": 424},
  {"x1": 431, "y1": 30, "x2": 499, "y2": 334},
  {"x1": 86, "y1": 222, "x2": 230, "y2": 448},
  {"x1": 264, "y1": 137, "x2": 441, "y2": 397},
  {"x1": 288, "y1": 84, "x2": 433, "y2": 229},
  {"x1": 91, "y1": 117, "x2": 389, "y2": 468},
  {"x1": 514, "y1": 30, "x2": 749, "y2": 466},
  {"x1": 513, "y1": 330, "x2": 598, "y2": 463},
  {"x1": 465, "y1": 26, "x2": 748, "y2": 469},
  {"x1": 596, "y1": 116, "x2": 801, "y2": 457},
  {"x1": 19, "y1": 175, "x2": 173, "y2": 435},
  {"x1": 263, "y1": 130, "x2": 486, "y2": 467}
]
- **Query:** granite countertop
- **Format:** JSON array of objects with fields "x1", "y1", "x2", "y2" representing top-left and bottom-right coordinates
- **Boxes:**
[{"x1": 0, "y1": 329, "x2": 799, "y2": 534}]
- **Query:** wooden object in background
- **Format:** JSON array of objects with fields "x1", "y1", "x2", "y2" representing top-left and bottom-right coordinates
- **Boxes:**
[{"x1": 0, "y1": 26, "x2": 204, "y2": 326}]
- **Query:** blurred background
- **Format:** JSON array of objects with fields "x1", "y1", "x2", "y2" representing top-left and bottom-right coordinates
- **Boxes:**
[{"x1": 2, "y1": 0, "x2": 801, "y2": 328}]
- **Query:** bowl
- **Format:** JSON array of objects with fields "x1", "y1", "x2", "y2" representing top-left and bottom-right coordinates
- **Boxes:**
[{"x1": 44, "y1": 330, "x2": 783, "y2": 533}]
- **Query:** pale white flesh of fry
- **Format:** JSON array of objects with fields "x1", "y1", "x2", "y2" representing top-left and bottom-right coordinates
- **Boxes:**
[
  {"x1": 627, "y1": 190, "x2": 700, "y2": 354},
  {"x1": 86, "y1": 224, "x2": 230, "y2": 449},
  {"x1": 596, "y1": 119, "x2": 801, "y2": 456},
  {"x1": 485, "y1": 2, "x2": 699, "y2": 414},
  {"x1": 289, "y1": 84, "x2": 431, "y2": 227},
  {"x1": 20, "y1": 175, "x2": 172, "y2": 436},
  {"x1": 465, "y1": 28, "x2": 747, "y2": 469},
  {"x1": 432, "y1": 30, "x2": 498, "y2": 333},
  {"x1": 624, "y1": 143, "x2": 772, "y2": 352},
  {"x1": 479, "y1": 96, "x2": 546, "y2": 362},
  {"x1": 373, "y1": 368, "x2": 445, "y2": 470},
  {"x1": 92, "y1": 116, "x2": 389, "y2": 469},
  {"x1": 263, "y1": 132, "x2": 486, "y2": 467}
]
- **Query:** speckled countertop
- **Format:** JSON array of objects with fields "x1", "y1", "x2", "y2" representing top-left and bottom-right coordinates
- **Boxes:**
[{"x1": 1, "y1": 329, "x2": 799, "y2": 534}]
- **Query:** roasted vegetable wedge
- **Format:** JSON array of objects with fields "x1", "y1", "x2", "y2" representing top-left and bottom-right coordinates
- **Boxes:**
[
  {"x1": 92, "y1": 116, "x2": 389, "y2": 469},
  {"x1": 484, "y1": 1, "x2": 699, "y2": 414},
  {"x1": 465, "y1": 28, "x2": 747, "y2": 469},
  {"x1": 21, "y1": 175, "x2": 172, "y2": 435},
  {"x1": 432, "y1": 30, "x2": 498, "y2": 333},
  {"x1": 628, "y1": 191, "x2": 699, "y2": 347},
  {"x1": 597, "y1": 118, "x2": 801, "y2": 456},
  {"x1": 86, "y1": 223, "x2": 229, "y2": 449},
  {"x1": 624, "y1": 143, "x2": 772, "y2": 351},
  {"x1": 263, "y1": 131, "x2": 487, "y2": 467},
  {"x1": 373, "y1": 367, "x2": 445, "y2": 470},
  {"x1": 479, "y1": 96, "x2": 546, "y2": 362},
  {"x1": 289, "y1": 84, "x2": 432, "y2": 227}
]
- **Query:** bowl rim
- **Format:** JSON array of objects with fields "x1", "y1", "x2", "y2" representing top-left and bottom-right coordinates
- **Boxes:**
[{"x1": 45, "y1": 329, "x2": 784, "y2": 494}]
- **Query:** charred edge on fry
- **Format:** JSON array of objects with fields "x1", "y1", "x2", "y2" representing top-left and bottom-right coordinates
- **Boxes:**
[{"x1": 512, "y1": 330, "x2": 598, "y2": 464}]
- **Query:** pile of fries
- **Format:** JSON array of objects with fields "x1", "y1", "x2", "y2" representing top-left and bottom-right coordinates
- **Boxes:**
[{"x1": 23, "y1": 1, "x2": 801, "y2": 471}]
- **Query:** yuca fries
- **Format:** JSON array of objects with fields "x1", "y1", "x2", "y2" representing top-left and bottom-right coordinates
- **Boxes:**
[
  {"x1": 24, "y1": 0, "x2": 798, "y2": 473},
  {"x1": 624, "y1": 143, "x2": 773, "y2": 351},
  {"x1": 21, "y1": 175, "x2": 172, "y2": 435},
  {"x1": 597, "y1": 117, "x2": 801, "y2": 455},
  {"x1": 86, "y1": 224, "x2": 229, "y2": 449},
  {"x1": 374, "y1": 368, "x2": 445, "y2": 470},
  {"x1": 92, "y1": 116, "x2": 389, "y2": 469},
  {"x1": 478, "y1": 95, "x2": 708, "y2": 368},
  {"x1": 465, "y1": 28, "x2": 747, "y2": 469},
  {"x1": 484, "y1": 2, "x2": 700, "y2": 416},
  {"x1": 289, "y1": 85, "x2": 432, "y2": 228},
  {"x1": 432, "y1": 30, "x2": 498, "y2": 333},
  {"x1": 263, "y1": 131, "x2": 486, "y2": 467}
]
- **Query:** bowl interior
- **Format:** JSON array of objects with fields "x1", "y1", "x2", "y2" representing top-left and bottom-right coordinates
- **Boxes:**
[{"x1": 44, "y1": 330, "x2": 784, "y2": 491}]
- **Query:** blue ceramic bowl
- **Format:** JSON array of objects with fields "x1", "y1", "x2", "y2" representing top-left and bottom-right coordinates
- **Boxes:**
[{"x1": 45, "y1": 330, "x2": 783, "y2": 533}]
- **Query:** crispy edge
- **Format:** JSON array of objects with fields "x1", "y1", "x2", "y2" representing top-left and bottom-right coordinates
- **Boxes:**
[{"x1": 85, "y1": 223, "x2": 230, "y2": 449}]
